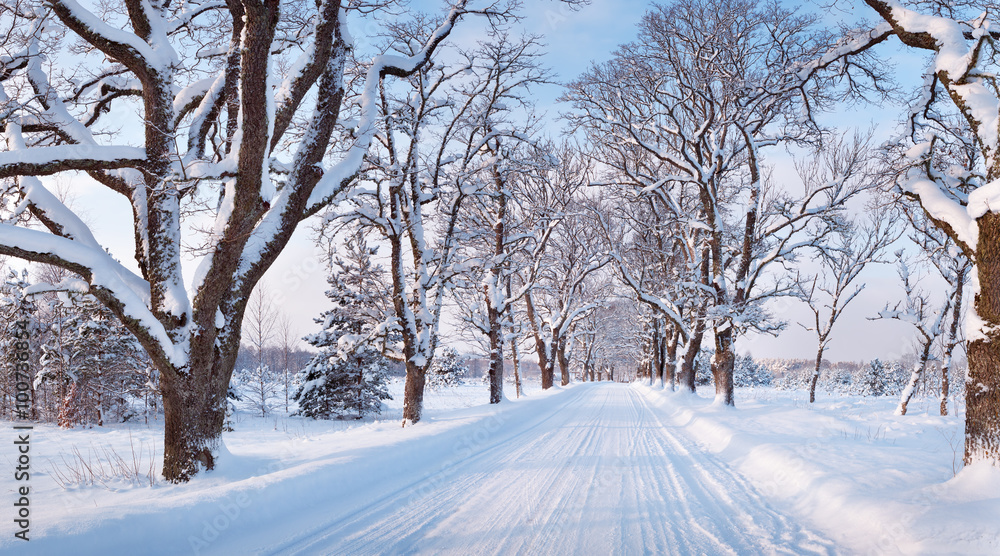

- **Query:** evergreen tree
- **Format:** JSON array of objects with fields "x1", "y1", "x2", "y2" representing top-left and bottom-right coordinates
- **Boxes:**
[
  {"x1": 733, "y1": 354, "x2": 773, "y2": 388},
  {"x1": 34, "y1": 289, "x2": 150, "y2": 426},
  {"x1": 857, "y1": 359, "x2": 889, "y2": 397},
  {"x1": 66, "y1": 295, "x2": 149, "y2": 425},
  {"x1": 694, "y1": 349, "x2": 715, "y2": 387},
  {"x1": 428, "y1": 347, "x2": 469, "y2": 389},
  {"x1": 294, "y1": 228, "x2": 392, "y2": 419}
]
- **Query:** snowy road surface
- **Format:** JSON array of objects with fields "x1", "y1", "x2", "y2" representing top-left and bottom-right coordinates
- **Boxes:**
[
  {"x1": 260, "y1": 383, "x2": 834, "y2": 555},
  {"x1": 12, "y1": 381, "x2": 1000, "y2": 555}
]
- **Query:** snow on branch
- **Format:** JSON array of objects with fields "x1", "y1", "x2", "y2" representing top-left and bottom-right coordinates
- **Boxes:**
[
  {"x1": 306, "y1": 1, "x2": 475, "y2": 211},
  {"x1": 48, "y1": 0, "x2": 175, "y2": 77},
  {"x1": 0, "y1": 144, "x2": 147, "y2": 178}
]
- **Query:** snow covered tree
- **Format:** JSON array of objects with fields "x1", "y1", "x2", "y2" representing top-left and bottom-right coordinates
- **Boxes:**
[
  {"x1": 854, "y1": 0, "x2": 1000, "y2": 468},
  {"x1": 445, "y1": 36, "x2": 554, "y2": 404},
  {"x1": 565, "y1": 0, "x2": 887, "y2": 406},
  {"x1": 905, "y1": 206, "x2": 971, "y2": 416},
  {"x1": 524, "y1": 200, "x2": 611, "y2": 388},
  {"x1": 733, "y1": 354, "x2": 772, "y2": 388},
  {"x1": 294, "y1": 351, "x2": 390, "y2": 420},
  {"x1": 873, "y1": 255, "x2": 950, "y2": 416},
  {"x1": 857, "y1": 359, "x2": 890, "y2": 397},
  {"x1": 335, "y1": 25, "x2": 569, "y2": 422},
  {"x1": 294, "y1": 226, "x2": 392, "y2": 419},
  {"x1": 64, "y1": 295, "x2": 150, "y2": 425},
  {"x1": 26, "y1": 283, "x2": 150, "y2": 426},
  {"x1": 0, "y1": 0, "x2": 549, "y2": 480},
  {"x1": 240, "y1": 286, "x2": 276, "y2": 417},
  {"x1": 800, "y1": 209, "x2": 899, "y2": 403},
  {"x1": 427, "y1": 347, "x2": 468, "y2": 389}
]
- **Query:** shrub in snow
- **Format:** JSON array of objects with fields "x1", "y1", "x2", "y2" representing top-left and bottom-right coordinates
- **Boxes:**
[
  {"x1": 429, "y1": 347, "x2": 468, "y2": 389},
  {"x1": 694, "y1": 349, "x2": 714, "y2": 386},
  {"x1": 856, "y1": 359, "x2": 891, "y2": 397},
  {"x1": 733, "y1": 354, "x2": 773, "y2": 388},
  {"x1": 293, "y1": 349, "x2": 391, "y2": 419},
  {"x1": 234, "y1": 364, "x2": 282, "y2": 417}
]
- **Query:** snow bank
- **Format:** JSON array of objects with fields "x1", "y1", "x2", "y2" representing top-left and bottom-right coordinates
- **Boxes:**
[{"x1": 634, "y1": 383, "x2": 1000, "y2": 555}]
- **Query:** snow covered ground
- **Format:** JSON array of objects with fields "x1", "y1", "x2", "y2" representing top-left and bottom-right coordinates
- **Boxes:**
[{"x1": 2, "y1": 380, "x2": 998, "y2": 555}]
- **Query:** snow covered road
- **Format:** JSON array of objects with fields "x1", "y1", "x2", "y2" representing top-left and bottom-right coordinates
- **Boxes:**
[
  {"x1": 11, "y1": 381, "x2": 999, "y2": 555},
  {"x1": 264, "y1": 383, "x2": 834, "y2": 555}
]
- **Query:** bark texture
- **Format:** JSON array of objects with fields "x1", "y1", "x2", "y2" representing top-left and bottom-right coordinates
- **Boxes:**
[{"x1": 966, "y1": 213, "x2": 1000, "y2": 465}]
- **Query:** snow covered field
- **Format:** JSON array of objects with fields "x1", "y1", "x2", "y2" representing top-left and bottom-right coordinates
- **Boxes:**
[{"x1": 3, "y1": 381, "x2": 998, "y2": 555}]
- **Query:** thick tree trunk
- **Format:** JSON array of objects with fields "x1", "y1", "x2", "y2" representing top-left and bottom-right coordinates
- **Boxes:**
[
  {"x1": 402, "y1": 360, "x2": 427, "y2": 424},
  {"x1": 965, "y1": 213, "x2": 1000, "y2": 466},
  {"x1": 488, "y1": 316, "x2": 504, "y2": 404},
  {"x1": 713, "y1": 326, "x2": 735, "y2": 406},
  {"x1": 158, "y1": 321, "x2": 243, "y2": 483},
  {"x1": 160, "y1": 370, "x2": 227, "y2": 482},
  {"x1": 665, "y1": 326, "x2": 678, "y2": 391},
  {"x1": 678, "y1": 313, "x2": 705, "y2": 393}
]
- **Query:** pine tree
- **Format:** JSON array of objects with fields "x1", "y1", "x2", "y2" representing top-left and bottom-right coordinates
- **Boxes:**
[
  {"x1": 428, "y1": 347, "x2": 468, "y2": 389},
  {"x1": 733, "y1": 354, "x2": 773, "y2": 388},
  {"x1": 34, "y1": 289, "x2": 150, "y2": 426},
  {"x1": 857, "y1": 359, "x2": 889, "y2": 397},
  {"x1": 66, "y1": 296, "x2": 149, "y2": 425},
  {"x1": 694, "y1": 349, "x2": 715, "y2": 387},
  {"x1": 294, "y1": 228, "x2": 392, "y2": 419}
]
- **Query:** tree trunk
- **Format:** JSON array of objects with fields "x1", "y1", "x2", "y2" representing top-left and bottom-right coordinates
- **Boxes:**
[
  {"x1": 897, "y1": 338, "x2": 932, "y2": 416},
  {"x1": 160, "y1": 368, "x2": 227, "y2": 482},
  {"x1": 402, "y1": 359, "x2": 427, "y2": 424},
  {"x1": 558, "y1": 338, "x2": 570, "y2": 387},
  {"x1": 965, "y1": 214, "x2": 1000, "y2": 466},
  {"x1": 940, "y1": 264, "x2": 966, "y2": 416},
  {"x1": 665, "y1": 326, "x2": 678, "y2": 391},
  {"x1": 678, "y1": 314, "x2": 705, "y2": 393},
  {"x1": 713, "y1": 326, "x2": 735, "y2": 406},
  {"x1": 652, "y1": 322, "x2": 665, "y2": 386},
  {"x1": 809, "y1": 344, "x2": 824, "y2": 404},
  {"x1": 487, "y1": 306, "x2": 504, "y2": 404},
  {"x1": 525, "y1": 292, "x2": 553, "y2": 389},
  {"x1": 507, "y1": 281, "x2": 522, "y2": 399}
]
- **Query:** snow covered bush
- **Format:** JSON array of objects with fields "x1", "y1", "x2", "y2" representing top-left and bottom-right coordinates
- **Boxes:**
[
  {"x1": 233, "y1": 364, "x2": 282, "y2": 418},
  {"x1": 429, "y1": 347, "x2": 469, "y2": 389},
  {"x1": 293, "y1": 350, "x2": 391, "y2": 420},
  {"x1": 856, "y1": 359, "x2": 890, "y2": 397},
  {"x1": 733, "y1": 354, "x2": 773, "y2": 388}
]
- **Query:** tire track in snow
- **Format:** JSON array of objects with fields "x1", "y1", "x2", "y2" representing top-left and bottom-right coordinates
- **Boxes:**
[
  {"x1": 267, "y1": 384, "x2": 837, "y2": 555},
  {"x1": 266, "y1": 385, "x2": 597, "y2": 555}
]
